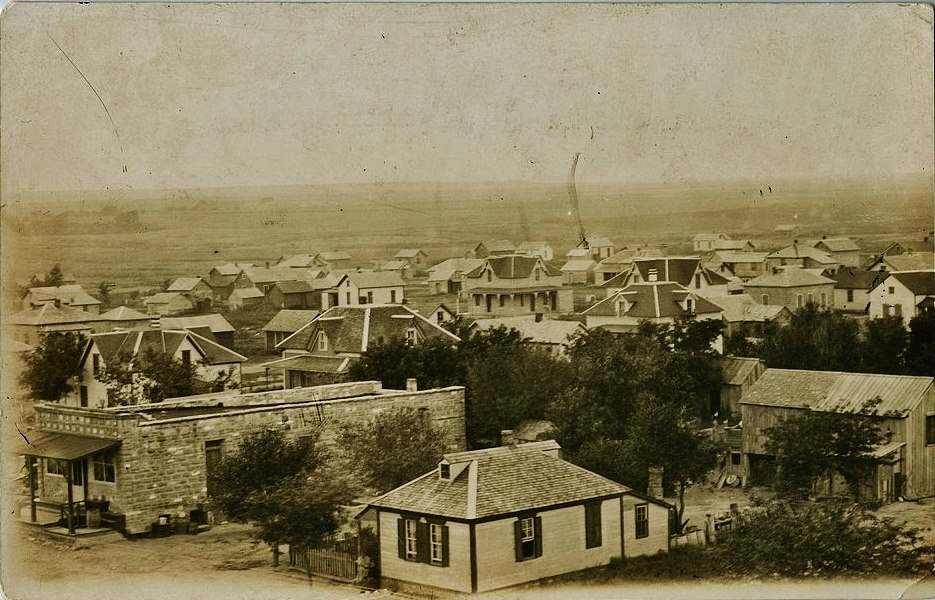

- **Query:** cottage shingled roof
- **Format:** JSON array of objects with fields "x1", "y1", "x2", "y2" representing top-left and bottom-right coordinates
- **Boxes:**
[
  {"x1": 262, "y1": 309, "x2": 322, "y2": 333},
  {"x1": 277, "y1": 255, "x2": 318, "y2": 268},
  {"x1": 813, "y1": 238, "x2": 860, "y2": 253},
  {"x1": 767, "y1": 243, "x2": 837, "y2": 265},
  {"x1": 427, "y1": 258, "x2": 486, "y2": 282},
  {"x1": 166, "y1": 277, "x2": 206, "y2": 292},
  {"x1": 468, "y1": 255, "x2": 560, "y2": 279},
  {"x1": 341, "y1": 270, "x2": 405, "y2": 289},
  {"x1": 230, "y1": 287, "x2": 265, "y2": 300},
  {"x1": 395, "y1": 248, "x2": 424, "y2": 259},
  {"x1": 713, "y1": 251, "x2": 769, "y2": 265},
  {"x1": 587, "y1": 236, "x2": 614, "y2": 248},
  {"x1": 162, "y1": 314, "x2": 236, "y2": 334},
  {"x1": 368, "y1": 441, "x2": 633, "y2": 520},
  {"x1": 259, "y1": 354, "x2": 352, "y2": 374},
  {"x1": 10, "y1": 304, "x2": 106, "y2": 326},
  {"x1": 717, "y1": 356, "x2": 764, "y2": 386},
  {"x1": 86, "y1": 329, "x2": 245, "y2": 367},
  {"x1": 145, "y1": 292, "x2": 190, "y2": 305},
  {"x1": 28, "y1": 285, "x2": 101, "y2": 307},
  {"x1": 560, "y1": 259, "x2": 596, "y2": 273},
  {"x1": 880, "y1": 253, "x2": 935, "y2": 272},
  {"x1": 744, "y1": 268, "x2": 834, "y2": 288},
  {"x1": 272, "y1": 280, "x2": 315, "y2": 295},
  {"x1": 583, "y1": 282, "x2": 723, "y2": 319},
  {"x1": 597, "y1": 247, "x2": 666, "y2": 267},
  {"x1": 740, "y1": 369, "x2": 933, "y2": 417},
  {"x1": 317, "y1": 251, "x2": 353, "y2": 261},
  {"x1": 380, "y1": 260, "x2": 410, "y2": 271}
]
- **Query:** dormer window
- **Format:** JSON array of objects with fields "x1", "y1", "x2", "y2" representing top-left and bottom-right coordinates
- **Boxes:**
[
  {"x1": 406, "y1": 328, "x2": 417, "y2": 346},
  {"x1": 317, "y1": 332, "x2": 329, "y2": 351},
  {"x1": 439, "y1": 463, "x2": 451, "y2": 480},
  {"x1": 686, "y1": 298, "x2": 695, "y2": 314},
  {"x1": 535, "y1": 268, "x2": 541, "y2": 281},
  {"x1": 486, "y1": 269, "x2": 492, "y2": 282}
]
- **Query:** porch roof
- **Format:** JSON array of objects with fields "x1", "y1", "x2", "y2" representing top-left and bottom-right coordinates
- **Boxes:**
[{"x1": 12, "y1": 431, "x2": 121, "y2": 461}]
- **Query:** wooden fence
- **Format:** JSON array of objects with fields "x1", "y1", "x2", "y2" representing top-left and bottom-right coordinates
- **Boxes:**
[
  {"x1": 288, "y1": 545, "x2": 358, "y2": 581},
  {"x1": 240, "y1": 370, "x2": 284, "y2": 393}
]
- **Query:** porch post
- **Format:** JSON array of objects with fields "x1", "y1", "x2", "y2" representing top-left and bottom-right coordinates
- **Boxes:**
[
  {"x1": 66, "y1": 460, "x2": 75, "y2": 534},
  {"x1": 27, "y1": 455, "x2": 37, "y2": 522},
  {"x1": 82, "y1": 459, "x2": 89, "y2": 505}
]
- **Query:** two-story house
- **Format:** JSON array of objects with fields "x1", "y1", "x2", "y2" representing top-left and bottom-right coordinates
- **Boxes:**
[
  {"x1": 461, "y1": 255, "x2": 570, "y2": 317},
  {"x1": 24, "y1": 285, "x2": 102, "y2": 314},
  {"x1": 867, "y1": 270, "x2": 935, "y2": 324},
  {"x1": 743, "y1": 267, "x2": 835, "y2": 311},
  {"x1": 810, "y1": 237, "x2": 861, "y2": 268},
  {"x1": 321, "y1": 271, "x2": 406, "y2": 309},
  {"x1": 766, "y1": 243, "x2": 839, "y2": 274},
  {"x1": 601, "y1": 257, "x2": 731, "y2": 298},
  {"x1": 426, "y1": 258, "x2": 486, "y2": 295}
]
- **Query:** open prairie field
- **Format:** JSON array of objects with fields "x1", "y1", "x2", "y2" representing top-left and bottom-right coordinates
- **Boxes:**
[{"x1": 2, "y1": 174, "x2": 931, "y2": 293}]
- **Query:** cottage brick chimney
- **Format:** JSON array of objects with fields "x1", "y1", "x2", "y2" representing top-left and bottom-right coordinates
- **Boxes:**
[
  {"x1": 647, "y1": 465, "x2": 664, "y2": 499},
  {"x1": 150, "y1": 316, "x2": 161, "y2": 329},
  {"x1": 405, "y1": 378, "x2": 418, "y2": 392},
  {"x1": 501, "y1": 429, "x2": 516, "y2": 446}
]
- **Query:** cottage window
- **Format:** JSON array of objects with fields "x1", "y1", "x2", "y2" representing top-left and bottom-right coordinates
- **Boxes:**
[
  {"x1": 92, "y1": 450, "x2": 116, "y2": 483},
  {"x1": 404, "y1": 519, "x2": 419, "y2": 559},
  {"x1": 390, "y1": 290, "x2": 397, "y2": 303},
  {"x1": 346, "y1": 292, "x2": 351, "y2": 304},
  {"x1": 585, "y1": 502, "x2": 602, "y2": 549},
  {"x1": 807, "y1": 292, "x2": 814, "y2": 304},
  {"x1": 686, "y1": 298, "x2": 694, "y2": 314},
  {"x1": 487, "y1": 270, "x2": 492, "y2": 282},
  {"x1": 474, "y1": 295, "x2": 481, "y2": 307},
  {"x1": 79, "y1": 386, "x2": 89, "y2": 407},
  {"x1": 406, "y1": 328, "x2": 417, "y2": 346},
  {"x1": 796, "y1": 294, "x2": 804, "y2": 308},
  {"x1": 888, "y1": 286, "x2": 895, "y2": 294},
  {"x1": 318, "y1": 332, "x2": 329, "y2": 352},
  {"x1": 694, "y1": 273, "x2": 701, "y2": 289},
  {"x1": 181, "y1": 350, "x2": 191, "y2": 368},
  {"x1": 439, "y1": 463, "x2": 451, "y2": 479},
  {"x1": 92, "y1": 354, "x2": 100, "y2": 376},
  {"x1": 205, "y1": 440, "x2": 223, "y2": 496},
  {"x1": 430, "y1": 523, "x2": 445, "y2": 564},
  {"x1": 731, "y1": 452, "x2": 742, "y2": 465},
  {"x1": 437, "y1": 310, "x2": 444, "y2": 323},
  {"x1": 46, "y1": 458, "x2": 68, "y2": 477},
  {"x1": 499, "y1": 295, "x2": 506, "y2": 308},
  {"x1": 635, "y1": 503, "x2": 649, "y2": 538},
  {"x1": 926, "y1": 415, "x2": 935, "y2": 445},
  {"x1": 761, "y1": 294, "x2": 769, "y2": 305},
  {"x1": 820, "y1": 292, "x2": 827, "y2": 306},
  {"x1": 894, "y1": 304, "x2": 902, "y2": 318},
  {"x1": 514, "y1": 516, "x2": 542, "y2": 561},
  {"x1": 883, "y1": 304, "x2": 891, "y2": 317},
  {"x1": 535, "y1": 268, "x2": 541, "y2": 282},
  {"x1": 367, "y1": 291, "x2": 374, "y2": 304},
  {"x1": 847, "y1": 289, "x2": 854, "y2": 302}
]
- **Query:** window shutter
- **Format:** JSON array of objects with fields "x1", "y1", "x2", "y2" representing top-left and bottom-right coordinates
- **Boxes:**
[
  {"x1": 441, "y1": 524, "x2": 450, "y2": 567},
  {"x1": 534, "y1": 516, "x2": 543, "y2": 558},
  {"x1": 397, "y1": 518, "x2": 406, "y2": 559},
  {"x1": 416, "y1": 521, "x2": 430, "y2": 563},
  {"x1": 513, "y1": 520, "x2": 524, "y2": 562}
]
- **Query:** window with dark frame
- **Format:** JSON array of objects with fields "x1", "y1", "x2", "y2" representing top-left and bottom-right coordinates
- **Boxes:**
[
  {"x1": 397, "y1": 517, "x2": 448, "y2": 566},
  {"x1": 92, "y1": 353, "x2": 100, "y2": 376},
  {"x1": 926, "y1": 415, "x2": 935, "y2": 445},
  {"x1": 46, "y1": 458, "x2": 68, "y2": 477},
  {"x1": 585, "y1": 502, "x2": 602, "y2": 548},
  {"x1": 430, "y1": 523, "x2": 445, "y2": 564},
  {"x1": 405, "y1": 519, "x2": 419, "y2": 560},
  {"x1": 635, "y1": 503, "x2": 649, "y2": 538},
  {"x1": 92, "y1": 450, "x2": 116, "y2": 483},
  {"x1": 514, "y1": 515, "x2": 542, "y2": 561},
  {"x1": 205, "y1": 439, "x2": 223, "y2": 496}
]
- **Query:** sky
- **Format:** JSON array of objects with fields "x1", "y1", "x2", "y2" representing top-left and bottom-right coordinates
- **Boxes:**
[{"x1": 0, "y1": 2, "x2": 932, "y2": 195}]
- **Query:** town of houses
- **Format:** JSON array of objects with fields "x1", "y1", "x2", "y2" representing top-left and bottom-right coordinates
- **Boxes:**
[{"x1": 6, "y1": 227, "x2": 935, "y2": 594}]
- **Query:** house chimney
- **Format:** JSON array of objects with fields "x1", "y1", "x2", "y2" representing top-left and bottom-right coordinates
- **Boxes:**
[
  {"x1": 405, "y1": 378, "x2": 418, "y2": 392},
  {"x1": 647, "y1": 465, "x2": 664, "y2": 499},
  {"x1": 534, "y1": 312, "x2": 543, "y2": 323},
  {"x1": 822, "y1": 234, "x2": 827, "y2": 240},
  {"x1": 501, "y1": 429, "x2": 515, "y2": 447},
  {"x1": 648, "y1": 268, "x2": 658, "y2": 282},
  {"x1": 150, "y1": 316, "x2": 161, "y2": 329}
]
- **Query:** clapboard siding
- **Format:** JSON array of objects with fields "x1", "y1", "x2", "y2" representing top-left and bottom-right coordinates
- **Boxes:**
[
  {"x1": 905, "y1": 386, "x2": 935, "y2": 498},
  {"x1": 621, "y1": 495, "x2": 670, "y2": 558},
  {"x1": 378, "y1": 510, "x2": 472, "y2": 594}
]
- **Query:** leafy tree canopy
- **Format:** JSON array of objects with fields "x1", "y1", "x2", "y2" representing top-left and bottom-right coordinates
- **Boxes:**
[
  {"x1": 339, "y1": 407, "x2": 449, "y2": 493},
  {"x1": 209, "y1": 429, "x2": 352, "y2": 555},
  {"x1": 764, "y1": 398, "x2": 889, "y2": 500},
  {"x1": 98, "y1": 349, "x2": 237, "y2": 405},
  {"x1": 19, "y1": 332, "x2": 86, "y2": 401}
]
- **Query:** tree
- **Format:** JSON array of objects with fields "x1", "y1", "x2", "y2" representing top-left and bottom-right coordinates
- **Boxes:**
[
  {"x1": 764, "y1": 398, "x2": 889, "y2": 500},
  {"x1": 44, "y1": 264, "x2": 64, "y2": 287},
  {"x1": 209, "y1": 429, "x2": 352, "y2": 565},
  {"x1": 720, "y1": 500, "x2": 931, "y2": 576},
  {"x1": 98, "y1": 349, "x2": 234, "y2": 405},
  {"x1": 339, "y1": 407, "x2": 449, "y2": 493},
  {"x1": 347, "y1": 336, "x2": 462, "y2": 391},
  {"x1": 19, "y1": 332, "x2": 87, "y2": 401},
  {"x1": 858, "y1": 315, "x2": 908, "y2": 374},
  {"x1": 97, "y1": 281, "x2": 116, "y2": 307},
  {"x1": 906, "y1": 312, "x2": 935, "y2": 376}
]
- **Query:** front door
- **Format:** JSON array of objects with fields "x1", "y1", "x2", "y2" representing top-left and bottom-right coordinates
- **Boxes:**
[{"x1": 71, "y1": 459, "x2": 86, "y2": 502}]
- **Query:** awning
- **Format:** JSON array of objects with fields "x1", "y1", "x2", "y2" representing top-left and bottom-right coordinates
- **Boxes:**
[
  {"x1": 260, "y1": 354, "x2": 352, "y2": 373},
  {"x1": 11, "y1": 431, "x2": 121, "y2": 460},
  {"x1": 869, "y1": 441, "x2": 905, "y2": 459}
]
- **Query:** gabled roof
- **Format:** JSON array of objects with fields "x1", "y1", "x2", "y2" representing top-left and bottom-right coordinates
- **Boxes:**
[
  {"x1": 633, "y1": 257, "x2": 702, "y2": 286},
  {"x1": 262, "y1": 309, "x2": 322, "y2": 333},
  {"x1": 28, "y1": 285, "x2": 101, "y2": 307},
  {"x1": 597, "y1": 246, "x2": 666, "y2": 267},
  {"x1": 713, "y1": 251, "x2": 769, "y2": 264},
  {"x1": 561, "y1": 259, "x2": 596, "y2": 273},
  {"x1": 565, "y1": 248, "x2": 592, "y2": 258},
  {"x1": 100, "y1": 306, "x2": 150, "y2": 321},
  {"x1": 259, "y1": 354, "x2": 352, "y2": 374},
  {"x1": 471, "y1": 316, "x2": 586, "y2": 346},
  {"x1": 144, "y1": 292, "x2": 191, "y2": 305},
  {"x1": 885, "y1": 270, "x2": 935, "y2": 296},
  {"x1": 380, "y1": 260, "x2": 410, "y2": 271},
  {"x1": 583, "y1": 281, "x2": 723, "y2": 319},
  {"x1": 717, "y1": 356, "x2": 764, "y2": 386},
  {"x1": 587, "y1": 236, "x2": 614, "y2": 247},
  {"x1": 767, "y1": 243, "x2": 837, "y2": 264},
  {"x1": 693, "y1": 233, "x2": 730, "y2": 242},
  {"x1": 166, "y1": 277, "x2": 206, "y2": 292},
  {"x1": 229, "y1": 287, "x2": 265, "y2": 299},
  {"x1": 427, "y1": 258, "x2": 486, "y2": 282},
  {"x1": 337, "y1": 270, "x2": 405, "y2": 289},
  {"x1": 740, "y1": 369, "x2": 933, "y2": 418},
  {"x1": 9, "y1": 304, "x2": 106, "y2": 326},
  {"x1": 316, "y1": 251, "x2": 353, "y2": 261},
  {"x1": 714, "y1": 294, "x2": 789, "y2": 323},
  {"x1": 744, "y1": 267, "x2": 834, "y2": 288},
  {"x1": 272, "y1": 280, "x2": 315, "y2": 294},
  {"x1": 877, "y1": 253, "x2": 934, "y2": 272},
  {"x1": 831, "y1": 267, "x2": 888, "y2": 291},
  {"x1": 467, "y1": 255, "x2": 560, "y2": 280},
  {"x1": 277, "y1": 255, "x2": 318, "y2": 268},
  {"x1": 812, "y1": 238, "x2": 860, "y2": 253},
  {"x1": 161, "y1": 314, "x2": 236, "y2": 334},
  {"x1": 478, "y1": 240, "x2": 515, "y2": 253},
  {"x1": 277, "y1": 305, "x2": 460, "y2": 353},
  {"x1": 84, "y1": 329, "x2": 246, "y2": 367},
  {"x1": 210, "y1": 263, "x2": 252, "y2": 276},
  {"x1": 395, "y1": 248, "x2": 425, "y2": 258},
  {"x1": 368, "y1": 441, "x2": 635, "y2": 520},
  {"x1": 242, "y1": 266, "x2": 312, "y2": 285}
]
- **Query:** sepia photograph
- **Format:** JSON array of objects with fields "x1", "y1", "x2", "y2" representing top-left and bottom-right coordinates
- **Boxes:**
[{"x1": 1, "y1": 2, "x2": 933, "y2": 599}]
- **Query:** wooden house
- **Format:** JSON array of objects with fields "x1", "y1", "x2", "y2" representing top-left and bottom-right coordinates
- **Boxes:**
[
  {"x1": 585, "y1": 236, "x2": 615, "y2": 260},
  {"x1": 166, "y1": 277, "x2": 213, "y2": 302},
  {"x1": 359, "y1": 440, "x2": 671, "y2": 595},
  {"x1": 267, "y1": 305, "x2": 460, "y2": 388},
  {"x1": 713, "y1": 357, "x2": 765, "y2": 421},
  {"x1": 227, "y1": 287, "x2": 266, "y2": 310},
  {"x1": 560, "y1": 259, "x2": 596, "y2": 285},
  {"x1": 470, "y1": 315, "x2": 587, "y2": 358},
  {"x1": 161, "y1": 314, "x2": 237, "y2": 349},
  {"x1": 592, "y1": 247, "x2": 666, "y2": 283},
  {"x1": 866, "y1": 252, "x2": 934, "y2": 274},
  {"x1": 394, "y1": 249, "x2": 430, "y2": 272},
  {"x1": 321, "y1": 271, "x2": 405, "y2": 308},
  {"x1": 766, "y1": 243, "x2": 839, "y2": 273},
  {"x1": 314, "y1": 251, "x2": 353, "y2": 270},
  {"x1": 867, "y1": 270, "x2": 935, "y2": 324},
  {"x1": 810, "y1": 237, "x2": 861, "y2": 267},
  {"x1": 743, "y1": 267, "x2": 835, "y2": 311},
  {"x1": 714, "y1": 294, "x2": 791, "y2": 337},
  {"x1": 692, "y1": 233, "x2": 731, "y2": 253},
  {"x1": 8, "y1": 304, "x2": 106, "y2": 346},
  {"x1": 426, "y1": 258, "x2": 486, "y2": 295},
  {"x1": 740, "y1": 369, "x2": 935, "y2": 502},
  {"x1": 516, "y1": 241, "x2": 554, "y2": 261},
  {"x1": 461, "y1": 255, "x2": 570, "y2": 317},
  {"x1": 267, "y1": 280, "x2": 319, "y2": 310},
  {"x1": 709, "y1": 251, "x2": 769, "y2": 280},
  {"x1": 24, "y1": 285, "x2": 102, "y2": 314},
  {"x1": 72, "y1": 328, "x2": 246, "y2": 408},
  {"x1": 601, "y1": 257, "x2": 731, "y2": 298},
  {"x1": 469, "y1": 240, "x2": 516, "y2": 259},
  {"x1": 144, "y1": 292, "x2": 195, "y2": 316},
  {"x1": 829, "y1": 267, "x2": 889, "y2": 313}
]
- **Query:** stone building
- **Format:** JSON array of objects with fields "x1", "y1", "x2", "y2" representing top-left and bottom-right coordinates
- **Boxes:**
[{"x1": 14, "y1": 380, "x2": 466, "y2": 536}]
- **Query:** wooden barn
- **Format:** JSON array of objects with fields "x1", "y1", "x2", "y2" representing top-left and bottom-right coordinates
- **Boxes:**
[{"x1": 740, "y1": 369, "x2": 935, "y2": 502}]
